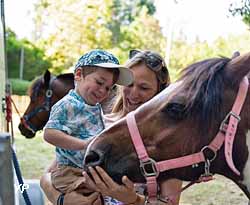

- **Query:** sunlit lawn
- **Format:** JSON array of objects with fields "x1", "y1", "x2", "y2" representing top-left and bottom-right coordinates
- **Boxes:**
[{"x1": 14, "y1": 131, "x2": 54, "y2": 179}]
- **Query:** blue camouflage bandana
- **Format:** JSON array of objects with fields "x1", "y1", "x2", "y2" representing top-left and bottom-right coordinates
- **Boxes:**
[{"x1": 75, "y1": 49, "x2": 120, "y2": 69}]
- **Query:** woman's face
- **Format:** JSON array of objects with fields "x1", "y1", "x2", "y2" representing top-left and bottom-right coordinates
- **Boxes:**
[{"x1": 123, "y1": 63, "x2": 158, "y2": 113}]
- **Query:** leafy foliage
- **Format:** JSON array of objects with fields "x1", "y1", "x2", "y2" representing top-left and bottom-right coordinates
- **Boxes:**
[
  {"x1": 229, "y1": 0, "x2": 250, "y2": 26},
  {"x1": 107, "y1": 0, "x2": 156, "y2": 45},
  {"x1": 6, "y1": 29, "x2": 52, "y2": 80},
  {"x1": 33, "y1": 0, "x2": 163, "y2": 73},
  {"x1": 169, "y1": 33, "x2": 250, "y2": 81},
  {"x1": 8, "y1": 0, "x2": 250, "y2": 83}
]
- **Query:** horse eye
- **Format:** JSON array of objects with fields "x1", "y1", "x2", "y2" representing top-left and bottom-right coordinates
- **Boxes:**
[{"x1": 162, "y1": 102, "x2": 186, "y2": 121}]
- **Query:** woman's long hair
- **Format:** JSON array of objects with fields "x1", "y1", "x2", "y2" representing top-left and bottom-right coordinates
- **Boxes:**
[{"x1": 112, "y1": 50, "x2": 170, "y2": 117}]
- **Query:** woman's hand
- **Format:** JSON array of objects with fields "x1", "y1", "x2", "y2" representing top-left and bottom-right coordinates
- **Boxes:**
[{"x1": 83, "y1": 166, "x2": 138, "y2": 204}]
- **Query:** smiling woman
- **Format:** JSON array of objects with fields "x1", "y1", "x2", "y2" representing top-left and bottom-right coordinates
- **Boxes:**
[{"x1": 109, "y1": 50, "x2": 170, "y2": 122}]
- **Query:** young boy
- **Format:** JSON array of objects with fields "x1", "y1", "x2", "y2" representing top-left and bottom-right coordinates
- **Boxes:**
[{"x1": 43, "y1": 49, "x2": 133, "y2": 195}]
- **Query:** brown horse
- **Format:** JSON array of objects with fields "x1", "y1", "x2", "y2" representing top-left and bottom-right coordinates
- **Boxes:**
[
  {"x1": 18, "y1": 70, "x2": 74, "y2": 138},
  {"x1": 19, "y1": 69, "x2": 117, "y2": 138},
  {"x1": 84, "y1": 53, "x2": 250, "y2": 201}
]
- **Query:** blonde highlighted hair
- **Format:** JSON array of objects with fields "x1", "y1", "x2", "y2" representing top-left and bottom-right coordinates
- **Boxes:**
[{"x1": 112, "y1": 50, "x2": 170, "y2": 116}]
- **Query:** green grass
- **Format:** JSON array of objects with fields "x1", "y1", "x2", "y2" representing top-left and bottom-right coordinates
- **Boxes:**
[
  {"x1": 180, "y1": 176, "x2": 248, "y2": 205},
  {"x1": 14, "y1": 131, "x2": 54, "y2": 179}
]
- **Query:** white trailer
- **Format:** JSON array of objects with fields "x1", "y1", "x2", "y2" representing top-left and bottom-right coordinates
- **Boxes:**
[{"x1": 0, "y1": 1, "x2": 44, "y2": 204}]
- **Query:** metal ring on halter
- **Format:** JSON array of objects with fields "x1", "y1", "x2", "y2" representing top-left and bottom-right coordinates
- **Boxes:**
[
  {"x1": 140, "y1": 158, "x2": 159, "y2": 177},
  {"x1": 158, "y1": 194, "x2": 171, "y2": 204},
  {"x1": 201, "y1": 146, "x2": 217, "y2": 162},
  {"x1": 46, "y1": 89, "x2": 53, "y2": 97}
]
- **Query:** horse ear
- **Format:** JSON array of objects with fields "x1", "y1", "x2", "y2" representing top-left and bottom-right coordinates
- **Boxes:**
[
  {"x1": 225, "y1": 52, "x2": 250, "y2": 85},
  {"x1": 44, "y1": 69, "x2": 51, "y2": 89},
  {"x1": 231, "y1": 51, "x2": 240, "y2": 59}
]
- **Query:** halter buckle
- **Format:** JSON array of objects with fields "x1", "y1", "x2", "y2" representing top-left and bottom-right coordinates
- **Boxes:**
[
  {"x1": 220, "y1": 111, "x2": 240, "y2": 132},
  {"x1": 140, "y1": 158, "x2": 159, "y2": 177}
]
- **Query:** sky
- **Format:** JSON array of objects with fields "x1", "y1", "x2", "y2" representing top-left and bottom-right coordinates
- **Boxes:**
[
  {"x1": 154, "y1": 0, "x2": 248, "y2": 42},
  {"x1": 4, "y1": 0, "x2": 249, "y2": 42}
]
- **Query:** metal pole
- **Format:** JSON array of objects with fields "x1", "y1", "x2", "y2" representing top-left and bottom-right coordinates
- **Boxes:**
[
  {"x1": 165, "y1": 0, "x2": 178, "y2": 69},
  {"x1": 0, "y1": 133, "x2": 15, "y2": 205},
  {"x1": 19, "y1": 47, "x2": 24, "y2": 80},
  {"x1": 165, "y1": 20, "x2": 173, "y2": 68}
]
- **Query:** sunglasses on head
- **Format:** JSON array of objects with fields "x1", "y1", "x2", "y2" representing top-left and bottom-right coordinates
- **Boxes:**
[
  {"x1": 129, "y1": 49, "x2": 169, "y2": 85},
  {"x1": 129, "y1": 49, "x2": 164, "y2": 72}
]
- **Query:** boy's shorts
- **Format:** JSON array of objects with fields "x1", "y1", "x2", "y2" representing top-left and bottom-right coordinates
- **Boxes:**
[{"x1": 51, "y1": 165, "x2": 89, "y2": 194}]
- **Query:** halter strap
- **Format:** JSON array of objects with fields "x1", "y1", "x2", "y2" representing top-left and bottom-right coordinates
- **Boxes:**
[
  {"x1": 21, "y1": 76, "x2": 56, "y2": 133},
  {"x1": 126, "y1": 76, "x2": 249, "y2": 200},
  {"x1": 126, "y1": 113, "x2": 158, "y2": 199},
  {"x1": 224, "y1": 76, "x2": 249, "y2": 175}
]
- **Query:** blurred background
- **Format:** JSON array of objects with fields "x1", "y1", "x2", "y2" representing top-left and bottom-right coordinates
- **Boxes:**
[
  {"x1": 5, "y1": 0, "x2": 250, "y2": 89},
  {"x1": 2, "y1": 0, "x2": 250, "y2": 204}
]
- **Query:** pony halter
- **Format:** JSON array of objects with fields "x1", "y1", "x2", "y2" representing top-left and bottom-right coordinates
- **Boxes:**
[
  {"x1": 126, "y1": 76, "x2": 249, "y2": 203},
  {"x1": 21, "y1": 77, "x2": 56, "y2": 133}
]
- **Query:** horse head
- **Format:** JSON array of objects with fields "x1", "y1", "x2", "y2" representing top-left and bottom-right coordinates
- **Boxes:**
[
  {"x1": 18, "y1": 70, "x2": 74, "y2": 138},
  {"x1": 84, "y1": 52, "x2": 250, "y2": 199}
]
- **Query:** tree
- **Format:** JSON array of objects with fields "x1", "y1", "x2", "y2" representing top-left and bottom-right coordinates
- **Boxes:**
[
  {"x1": 6, "y1": 29, "x2": 52, "y2": 80},
  {"x1": 107, "y1": 0, "x2": 156, "y2": 45},
  {"x1": 116, "y1": 7, "x2": 166, "y2": 62},
  {"x1": 169, "y1": 32, "x2": 250, "y2": 81},
  {"x1": 229, "y1": 0, "x2": 250, "y2": 26},
  {"x1": 33, "y1": 0, "x2": 164, "y2": 73}
]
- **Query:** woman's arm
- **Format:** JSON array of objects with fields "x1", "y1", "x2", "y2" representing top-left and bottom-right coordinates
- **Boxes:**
[
  {"x1": 40, "y1": 172, "x2": 60, "y2": 204},
  {"x1": 43, "y1": 128, "x2": 88, "y2": 150}
]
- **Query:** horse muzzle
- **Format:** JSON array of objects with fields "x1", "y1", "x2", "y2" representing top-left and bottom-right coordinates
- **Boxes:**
[{"x1": 18, "y1": 123, "x2": 36, "y2": 138}]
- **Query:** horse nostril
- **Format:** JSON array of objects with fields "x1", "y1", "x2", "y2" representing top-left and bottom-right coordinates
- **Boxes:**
[{"x1": 85, "y1": 150, "x2": 104, "y2": 167}]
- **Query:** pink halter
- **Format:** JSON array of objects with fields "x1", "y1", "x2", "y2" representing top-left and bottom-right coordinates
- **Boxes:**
[{"x1": 126, "y1": 77, "x2": 249, "y2": 202}]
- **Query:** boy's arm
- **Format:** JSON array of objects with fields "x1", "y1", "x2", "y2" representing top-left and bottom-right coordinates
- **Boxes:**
[{"x1": 44, "y1": 128, "x2": 89, "y2": 150}]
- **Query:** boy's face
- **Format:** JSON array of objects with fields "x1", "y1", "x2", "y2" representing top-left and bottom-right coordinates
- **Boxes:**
[{"x1": 75, "y1": 68, "x2": 115, "y2": 105}]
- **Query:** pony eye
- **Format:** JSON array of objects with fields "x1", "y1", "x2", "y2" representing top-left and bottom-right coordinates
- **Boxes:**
[
  {"x1": 96, "y1": 80, "x2": 104, "y2": 85},
  {"x1": 162, "y1": 102, "x2": 186, "y2": 120}
]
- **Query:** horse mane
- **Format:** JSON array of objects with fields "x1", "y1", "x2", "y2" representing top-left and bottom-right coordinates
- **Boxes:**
[
  {"x1": 27, "y1": 73, "x2": 74, "y2": 98},
  {"x1": 166, "y1": 57, "x2": 231, "y2": 134},
  {"x1": 27, "y1": 76, "x2": 43, "y2": 98}
]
